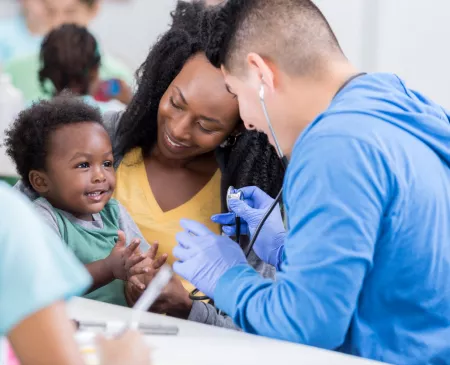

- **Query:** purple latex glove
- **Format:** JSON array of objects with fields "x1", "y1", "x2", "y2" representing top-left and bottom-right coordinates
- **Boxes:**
[
  {"x1": 212, "y1": 186, "x2": 286, "y2": 269},
  {"x1": 173, "y1": 219, "x2": 248, "y2": 299}
]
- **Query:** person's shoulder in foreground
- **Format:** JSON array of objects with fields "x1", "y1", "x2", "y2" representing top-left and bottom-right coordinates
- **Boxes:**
[{"x1": 0, "y1": 183, "x2": 91, "y2": 335}]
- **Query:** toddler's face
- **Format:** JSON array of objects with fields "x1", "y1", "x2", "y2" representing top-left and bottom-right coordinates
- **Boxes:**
[{"x1": 43, "y1": 122, "x2": 115, "y2": 220}]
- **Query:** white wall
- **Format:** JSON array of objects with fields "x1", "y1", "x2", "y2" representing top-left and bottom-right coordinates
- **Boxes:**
[
  {"x1": 90, "y1": 0, "x2": 178, "y2": 72},
  {"x1": 376, "y1": 0, "x2": 450, "y2": 107},
  {"x1": 1, "y1": 0, "x2": 450, "y2": 107}
]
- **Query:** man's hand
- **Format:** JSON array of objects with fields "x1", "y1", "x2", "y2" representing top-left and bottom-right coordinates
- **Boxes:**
[
  {"x1": 212, "y1": 186, "x2": 285, "y2": 268},
  {"x1": 173, "y1": 219, "x2": 248, "y2": 299}
]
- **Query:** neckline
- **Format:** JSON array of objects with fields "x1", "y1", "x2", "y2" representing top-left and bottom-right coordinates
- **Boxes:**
[{"x1": 137, "y1": 150, "x2": 220, "y2": 216}]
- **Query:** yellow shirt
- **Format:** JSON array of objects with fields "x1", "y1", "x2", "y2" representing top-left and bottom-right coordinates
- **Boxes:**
[{"x1": 113, "y1": 148, "x2": 221, "y2": 293}]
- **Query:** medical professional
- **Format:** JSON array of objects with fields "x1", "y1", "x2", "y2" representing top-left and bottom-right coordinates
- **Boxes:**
[
  {"x1": 0, "y1": 0, "x2": 48, "y2": 64},
  {"x1": 0, "y1": 183, "x2": 151, "y2": 365},
  {"x1": 4, "y1": 0, "x2": 133, "y2": 104},
  {"x1": 172, "y1": 0, "x2": 450, "y2": 363}
]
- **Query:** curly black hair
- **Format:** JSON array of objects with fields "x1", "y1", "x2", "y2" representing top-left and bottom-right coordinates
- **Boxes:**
[
  {"x1": 39, "y1": 24, "x2": 100, "y2": 96},
  {"x1": 4, "y1": 94, "x2": 103, "y2": 190},
  {"x1": 116, "y1": 1, "x2": 284, "y2": 212}
]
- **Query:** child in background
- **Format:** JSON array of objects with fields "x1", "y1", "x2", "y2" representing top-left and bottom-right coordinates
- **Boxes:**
[
  {"x1": 4, "y1": 95, "x2": 167, "y2": 306},
  {"x1": 38, "y1": 24, "x2": 131, "y2": 113},
  {"x1": 4, "y1": 0, "x2": 133, "y2": 103},
  {"x1": 0, "y1": 0, "x2": 48, "y2": 64}
]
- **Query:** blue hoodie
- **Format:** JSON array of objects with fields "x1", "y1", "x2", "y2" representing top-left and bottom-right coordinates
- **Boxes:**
[{"x1": 215, "y1": 73, "x2": 450, "y2": 364}]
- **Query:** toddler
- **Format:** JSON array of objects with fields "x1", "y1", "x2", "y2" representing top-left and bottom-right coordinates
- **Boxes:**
[{"x1": 4, "y1": 95, "x2": 167, "y2": 306}]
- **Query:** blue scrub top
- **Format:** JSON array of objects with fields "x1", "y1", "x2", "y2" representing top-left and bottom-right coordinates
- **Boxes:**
[
  {"x1": 0, "y1": 183, "x2": 91, "y2": 335},
  {"x1": 215, "y1": 73, "x2": 450, "y2": 364},
  {"x1": 0, "y1": 15, "x2": 42, "y2": 65}
]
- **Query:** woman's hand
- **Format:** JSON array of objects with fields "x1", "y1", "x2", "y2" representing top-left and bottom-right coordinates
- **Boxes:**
[
  {"x1": 150, "y1": 277, "x2": 193, "y2": 319},
  {"x1": 97, "y1": 330, "x2": 151, "y2": 365}
]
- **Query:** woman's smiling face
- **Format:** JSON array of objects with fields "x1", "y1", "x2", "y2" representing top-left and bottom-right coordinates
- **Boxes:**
[{"x1": 156, "y1": 53, "x2": 240, "y2": 160}]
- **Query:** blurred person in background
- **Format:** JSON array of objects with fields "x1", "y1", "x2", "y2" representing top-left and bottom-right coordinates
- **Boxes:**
[
  {"x1": 0, "y1": 182, "x2": 151, "y2": 365},
  {"x1": 39, "y1": 24, "x2": 132, "y2": 112},
  {"x1": 3, "y1": 0, "x2": 133, "y2": 103},
  {"x1": 0, "y1": 0, "x2": 48, "y2": 64}
]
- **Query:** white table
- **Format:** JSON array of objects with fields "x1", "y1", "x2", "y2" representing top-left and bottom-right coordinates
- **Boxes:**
[{"x1": 68, "y1": 297, "x2": 387, "y2": 365}]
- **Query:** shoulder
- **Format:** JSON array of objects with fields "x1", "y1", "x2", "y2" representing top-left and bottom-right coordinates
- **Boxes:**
[
  {"x1": 0, "y1": 183, "x2": 38, "y2": 228},
  {"x1": 33, "y1": 196, "x2": 54, "y2": 210},
  {"x1": 13, "y1": 180, "x2": 39, "y2": 200},
  {"x1": 0, "y1": 184, "x2": 59, "y2": 243}
]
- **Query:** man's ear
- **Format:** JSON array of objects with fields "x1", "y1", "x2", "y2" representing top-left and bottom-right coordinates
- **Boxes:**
[
  {"x1": 29, "y1": 170, "x2": 50, "y2": 194},
  {"x1": 246, "y1": 52, "x2": 276, "y2": 93}
]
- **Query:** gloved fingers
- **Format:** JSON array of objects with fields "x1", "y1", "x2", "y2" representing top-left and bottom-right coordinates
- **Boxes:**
[
  {"x1": 180, "y1": 219, "x2": 213, "y2": 237},
  {"x1": 222, "y1": 223, "x2": 249, "y2": 236},
  {"x1": 173, "y1": 244, "x2": 196, "y2": 262},
  {"x1": 239, "y1": 186, "x2": 273, "y2": 208},
  {"x1": 173, "y1": 261, "x2": 193, "y2": 281},
  {"x1": 238, "y1": 186, "x2": 260, "y2": 198},
  {"x1": 211, "y1": 212, "x2": 235, "y2": 225},
  {"x1": 228, "y1": 199, "x2": 255, "y2": 218},
  {"x1": 238, "y1": 186, "x2": 269, "y2": 200},
  {"x1": 175, "y1": 231, "x2": 200, "y2": 250}
]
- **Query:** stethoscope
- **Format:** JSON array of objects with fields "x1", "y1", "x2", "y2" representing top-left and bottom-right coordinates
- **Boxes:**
[
  {"x1": 189, "y1": 72, "x2": 367, "y2": 301},
  {"x1": 189, "y1": 81, "x2": 288, "y2": 301}
]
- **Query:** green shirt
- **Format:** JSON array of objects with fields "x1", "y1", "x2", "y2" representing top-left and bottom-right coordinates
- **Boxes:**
[
  {"x1": 34, "y1": 197, "x2": 148, "y2": 307},
  {"x1": 4, "y1": 52, "x2": 134, "y2": 104}
]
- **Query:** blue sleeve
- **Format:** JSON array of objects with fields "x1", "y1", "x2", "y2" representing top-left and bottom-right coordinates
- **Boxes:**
[
  {"x1": 0, "y1": 184, "x2": 92, "y2": 335},
  {"x1": 214, "y1": 136, "x2": 392, "y2": 349}
]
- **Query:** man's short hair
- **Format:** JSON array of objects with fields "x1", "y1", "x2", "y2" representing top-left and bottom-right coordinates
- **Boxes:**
[{"x1": 205, "y1": 0, "x2": 345, "y2": 76}]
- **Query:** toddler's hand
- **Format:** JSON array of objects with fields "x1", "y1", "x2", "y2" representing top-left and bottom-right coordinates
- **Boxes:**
[
  {"x1": 105, "y1": 231, "x2": 148, "y2": 284},
  {"x1": 125, "y1": 243, "x2": 168, "y2": 304},
  {"x1": 129, "y1": 242, "x2": 168, "y2": 288}
]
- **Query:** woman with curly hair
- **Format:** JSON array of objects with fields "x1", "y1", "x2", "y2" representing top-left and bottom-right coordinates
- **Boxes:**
[
  {"x1": 103, "y1": 1, "x2": 286, "y2": 329},
  {"x1": 10, "y1": 0, "x2": 284, "y2": 329}
]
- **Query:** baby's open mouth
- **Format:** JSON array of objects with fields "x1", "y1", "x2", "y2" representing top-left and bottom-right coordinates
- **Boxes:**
[{"x1": 85, "y1": 189, "x2": 109, "y2": 201}]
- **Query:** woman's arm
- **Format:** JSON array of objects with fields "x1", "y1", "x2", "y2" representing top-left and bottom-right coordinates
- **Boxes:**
[{"x1": 8, "y1": 301, "x2": 84, "y2": 365}]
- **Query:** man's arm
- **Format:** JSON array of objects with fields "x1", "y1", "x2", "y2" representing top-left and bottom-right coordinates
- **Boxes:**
[{"x1": 214, "y1": 136, "x2": 393, "y2": 349}]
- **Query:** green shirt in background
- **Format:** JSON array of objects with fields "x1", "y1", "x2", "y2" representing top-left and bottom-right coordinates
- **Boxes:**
[{"x1": 4, "y1": 52, "x2": 134, "y2": 104}]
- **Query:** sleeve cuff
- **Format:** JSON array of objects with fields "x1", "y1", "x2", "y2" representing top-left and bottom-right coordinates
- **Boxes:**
[
  {"x1": 187, "y1": 300, "x2": 209, "y2": 323},
  {"x1": 214, "y1": 264, "x2": 260, "y2": 316}
]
